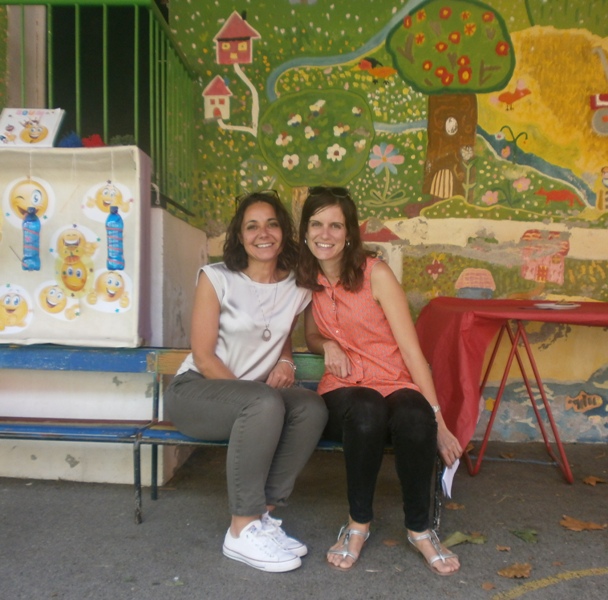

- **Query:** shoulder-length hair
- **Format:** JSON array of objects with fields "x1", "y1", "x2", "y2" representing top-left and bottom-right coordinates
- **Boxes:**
[
  {"x1": 223, "y1": 190, "x2": 298, "y2": 272},
  {"x1": 296, "y1": 187, "x2": 374, "y2": 292}
]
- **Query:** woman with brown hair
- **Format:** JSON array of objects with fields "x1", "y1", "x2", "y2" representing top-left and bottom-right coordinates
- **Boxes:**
[
  {"x1": 166, "y1": 190, "x2": 327, "y2": 573},
  {"x1": 297, "y1": 186, "x2": 461, "y2": 576}
]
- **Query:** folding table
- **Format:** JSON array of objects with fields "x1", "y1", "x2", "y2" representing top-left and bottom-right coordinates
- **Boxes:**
[{"x1": 415, "y1": 297, "x2": 608, "y2": 483}]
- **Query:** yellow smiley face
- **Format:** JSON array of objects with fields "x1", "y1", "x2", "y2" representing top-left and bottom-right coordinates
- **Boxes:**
[
  {"x1": 1, "y1": 292, "x2": 29, "y2": 326},
  {"x1": 95, "y1": 182, "x2": 123, "y2": 213},
  {"x1": 9, "y1": 179, "x2": 49, "y2": 220},
  {"x1": 39, "y1": 285, "x2": 68, "y2": 314},
  {"x1": 19, "y1": 122, "x2": 49, "y2": 144},
  {"x1": 57, "y1": 229, "x2": 87, "y2": 259},
  {"x1": 61, "y1": 257, "x2": 89, "y2": 292},
  {"x1": 95, "y1": 271, "x2": 125, "y2": 302}
]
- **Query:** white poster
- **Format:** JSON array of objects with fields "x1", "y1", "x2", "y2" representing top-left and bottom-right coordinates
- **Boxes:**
[{"x1": 0, "y1": 146, "x2": 151, "y2": 347}]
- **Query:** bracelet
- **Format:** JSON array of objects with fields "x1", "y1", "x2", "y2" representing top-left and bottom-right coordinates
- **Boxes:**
[{"x1": 277, "y1": 359, "x2": 297, "y2": 372}]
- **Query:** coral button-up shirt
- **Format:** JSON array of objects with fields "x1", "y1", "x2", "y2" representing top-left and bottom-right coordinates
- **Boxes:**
[{"x1": 312, "y1": 258, "x2": 419, "y2": 397}]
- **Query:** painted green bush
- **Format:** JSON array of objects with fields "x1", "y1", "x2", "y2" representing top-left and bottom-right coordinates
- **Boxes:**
[{"x1": 258, "y1": 89, "x2": 375, "y2": 187}]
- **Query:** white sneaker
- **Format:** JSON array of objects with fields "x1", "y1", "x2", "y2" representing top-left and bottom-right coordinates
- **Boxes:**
[
  {"x1": 261, "y1": 512, "x2": 308, "y2": 557},
  {"x1": 222, "y1": 520, "x2": 302, "y2": 572}
]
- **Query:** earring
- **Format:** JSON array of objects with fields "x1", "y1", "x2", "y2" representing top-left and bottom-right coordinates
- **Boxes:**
[
  {"x1": 304, "y1": 238, "x2": 308, "y2": 245},
  {"x1": 346, "y1": 240, "x2": 351, "y2": 247}
]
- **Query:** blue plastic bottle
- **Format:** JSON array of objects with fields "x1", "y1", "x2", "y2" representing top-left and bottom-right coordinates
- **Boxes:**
[
  {"x1": 106, "y1": 205, "x2": 125, "y2": 270},
  {"x1": 22, "y1": 206, "x2": 41, "y2": 271}
]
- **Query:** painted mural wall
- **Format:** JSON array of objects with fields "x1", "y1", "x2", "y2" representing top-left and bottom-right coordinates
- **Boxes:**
[{"x1": 158, "y1": 1, "x2": 607, "y2": 442}]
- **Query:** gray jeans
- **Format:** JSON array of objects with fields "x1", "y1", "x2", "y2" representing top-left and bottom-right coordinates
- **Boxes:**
[{"x1": 165, "y1": 370, "x2": 328, "y2": 516}]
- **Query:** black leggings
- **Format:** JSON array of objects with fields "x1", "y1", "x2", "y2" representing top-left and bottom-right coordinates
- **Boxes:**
[{"x1": 322, "y1": 386, "x2": 438, "y2": 531}]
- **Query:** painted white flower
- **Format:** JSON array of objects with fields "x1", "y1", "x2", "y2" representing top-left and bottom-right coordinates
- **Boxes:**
[
  {"x1": 327, "y1": 144, "x2": 346, "y2": 162},
  {"x1": 309, "y1": 99, "x2": 326, "y2": 115},
  {"x1": 287, "y1": 114, "x2": 302, "y2": 126},
  {"x1": 282, "y1": 154, "x2": 300, "y2": 170},
  {"x1": 308, "y1": 154, "x2": 321, "y2": 169},
  {"x1": 460, "y1": 145, "x2": 474, "y2": 162},
  {"x1": 275, "y1": 133, "x2": 293, "y2": 146},
  {"x1": 352, "y1": 106, "x2": 363, "y2": 116},
  {"x1": 354, "y1": 139, "x2": 367, "y2": 152},
  {"x1": 333, "y1": 124, "x2": 350, "y2": 137},
  {"x1": 305, "y1": 126, "x2": 317, "y2": 140}
]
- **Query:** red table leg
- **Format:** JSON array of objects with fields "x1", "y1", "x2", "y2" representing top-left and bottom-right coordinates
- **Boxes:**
[{"x1": 464, "y1": 320, "x2": 574, "y2": 483}]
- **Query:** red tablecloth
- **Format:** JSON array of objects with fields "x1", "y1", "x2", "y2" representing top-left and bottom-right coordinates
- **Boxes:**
[{"x1": 414, "y1": 297, "x2": 608, "y2": 448}]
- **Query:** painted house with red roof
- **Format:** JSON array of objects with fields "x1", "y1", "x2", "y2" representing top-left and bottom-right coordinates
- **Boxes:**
[
  {"x1": 214, "y1": 11, "x2": 261, "y2": 65},
  {"x1": 519, "y1": 229, "x2": 570, "y2": 285},
  {"x1": 203, "y1": 76, "x2": 233, "y2": 120}
]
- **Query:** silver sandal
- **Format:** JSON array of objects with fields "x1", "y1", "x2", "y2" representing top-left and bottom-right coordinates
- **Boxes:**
[
  {"x1": 407, "y1": 530, "x2": 460, "y2": 577},
  {"x1": 327, "y1": 524, "x2": 370, "y2": 571}
]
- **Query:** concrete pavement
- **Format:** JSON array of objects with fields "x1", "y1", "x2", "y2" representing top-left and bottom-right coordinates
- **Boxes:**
[{"x1": 1, "y1": 441, "x2": 607, "y2": 600}]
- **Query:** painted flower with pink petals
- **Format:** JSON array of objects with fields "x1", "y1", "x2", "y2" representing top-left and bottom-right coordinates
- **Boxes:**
[
  {"x1": 368, "y1": 143, "x2": 405, "y2": 174},
  {"x1": 481, "y1": 190, "x2": 499, "y2": 206},
  {"x1": 513, "y1": 177, "x2": 531, "y2": 192}
]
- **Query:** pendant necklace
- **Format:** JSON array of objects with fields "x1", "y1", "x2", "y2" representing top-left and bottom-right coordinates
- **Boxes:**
[{"x1": 252, "y1": 283, "x2": 279, "y2": 342}]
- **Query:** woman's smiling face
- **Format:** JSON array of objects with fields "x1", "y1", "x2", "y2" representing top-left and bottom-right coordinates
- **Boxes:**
[
  {"x1": 306, "y1": 204, "x2": 348, "y2": 264},
  {"x1": 239, "y1": 201, "x2": 284, "y2": 264}
]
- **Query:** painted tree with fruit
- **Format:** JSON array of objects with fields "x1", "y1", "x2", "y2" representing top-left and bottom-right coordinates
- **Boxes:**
[
  {"x1": 386, "y1": 0, "x2": 514, "y2": 206},
  {"x1": 258, "y1": 89, "x2": 374, "y2": 222}
]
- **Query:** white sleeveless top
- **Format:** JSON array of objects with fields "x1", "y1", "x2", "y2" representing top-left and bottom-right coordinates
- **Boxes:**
[{"x1": 177, "y1": 262, "x2": 311, "y2": 381}]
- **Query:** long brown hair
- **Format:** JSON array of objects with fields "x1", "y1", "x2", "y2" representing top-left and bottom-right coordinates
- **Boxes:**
[
  {"x1": 296, "y1": 187, "x2": 374, "y2": 291},
  {"x1": 223, "y1": 190, "x2": 298, "y2": 272}
]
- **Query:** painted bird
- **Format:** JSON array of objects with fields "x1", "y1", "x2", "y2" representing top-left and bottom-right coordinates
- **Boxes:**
[
  {"x1": 496, "y1": 79, "x2": 531, "y2": 111},
  {"x1": 356, "y1": 57, "x2": 397, "y2": 83}
]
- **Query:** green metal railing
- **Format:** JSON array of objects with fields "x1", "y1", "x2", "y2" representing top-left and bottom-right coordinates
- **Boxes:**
[{"x1": 0, "y1": 0, "x2": 199, "y2": 218}]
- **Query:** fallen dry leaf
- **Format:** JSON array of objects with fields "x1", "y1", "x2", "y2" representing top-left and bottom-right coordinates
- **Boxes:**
[
  {"x1": 499, "y1": 452, "x2": 515, "y2": 459},
  {"x1": 583, "y1": 475, "x2": 607, "y2": 486},
  {"x1": 445, "y1": 501, "x2": 465, "y2": 510},
  {"x1": 560, "y1": 514, "x2": 607, "y2": 531},
  {"x1": 498, "y1": 563, "x2": 532, "y2": 578},
  {"x1": 481, "y1": 582, "x2": 496, "y2": 591},
  {"x1": 443, "y1": 531, "x2": 487, "y2": 547},
  {"x1": 496, "y1": 545, "x2": 511, "y2": 552},
  {"x1": 382, "y1": 538, "x2": 400, "y2": 547},
  {"x1": 510, "y1": 528, "x2": 538, "y2": 543},
  {"x1": 465, "y1": 442, "x2": 475, "y2": 454}
]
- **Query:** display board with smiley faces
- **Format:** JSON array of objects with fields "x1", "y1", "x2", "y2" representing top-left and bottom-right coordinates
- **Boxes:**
[{"x1": 0, "y1": 146, "x2": 151, "y2": 346}]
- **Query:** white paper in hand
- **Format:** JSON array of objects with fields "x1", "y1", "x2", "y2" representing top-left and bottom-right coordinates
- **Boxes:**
[{"x1": 441, "y1": 458, "x2": 459, "y2": 498}]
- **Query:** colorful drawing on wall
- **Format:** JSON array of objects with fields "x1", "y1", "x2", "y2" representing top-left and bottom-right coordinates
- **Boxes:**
[
  {"x1": 518, "y1": 230, "x2": 570, "y2": 297},
  {"x1": 214, "y1": 11, "x2": 260, "y2": 66},
  {"x1": 386, "y1": 0, "x2": 514, "y2": 212},
  {"x1": 565, "y1": 390, "x2": 603, "y2": 413},
  {"x1": 0, "y1": 284, "x2": 33, "y2": 332},
  {"x1": 211, "y1": 11, "x2": 261, "y2": 137},
  {"x1": 203, "y1": 76, "x2": 233, "y2": 121},
  {"x1": 455, "y1": 268, "x2": 496, "y2": 299},
  {"x1": 168, "y1": 0, "x2": 608, "y2": 442},
  {"x1": 590, "y1": 47, "x2": 608, "y2": 137},
  {"x1": 258, "y1": 89, "x2": 375, "y2": 218}
]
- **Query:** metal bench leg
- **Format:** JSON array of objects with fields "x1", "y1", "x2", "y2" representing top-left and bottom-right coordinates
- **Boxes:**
[
  {"x1": 432, "y1": 454, "x2": 443, "y2": 532},
  {"x1": 133, "y1": 438, "x2": 143, "y2": 524},
  {"x1": 151, "y1": 443, "x2": 159, "y2": 501}
]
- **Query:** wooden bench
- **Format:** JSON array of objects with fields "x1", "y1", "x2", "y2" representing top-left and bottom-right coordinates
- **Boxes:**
[
  {"x1": 0, "y1": 346, "x2": 444, "y2": 527},
  {"x1": 136, "y1": 349, "x2": 444, "y2": 528}
]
